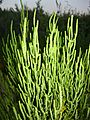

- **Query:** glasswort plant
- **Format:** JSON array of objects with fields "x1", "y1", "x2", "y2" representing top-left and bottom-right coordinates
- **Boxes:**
[{"x1": 2, "y1": 3, "x2": 90, "y2": 120}]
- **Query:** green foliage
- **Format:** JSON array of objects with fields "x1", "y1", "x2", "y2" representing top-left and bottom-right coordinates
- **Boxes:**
[{"x1": 2, "y1": 4, "x2": 90, "y2": 120}]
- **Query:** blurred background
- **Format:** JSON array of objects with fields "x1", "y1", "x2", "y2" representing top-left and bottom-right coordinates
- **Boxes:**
[{"x1": 0, "y1": 0, "x2": 90, "y2": 14}]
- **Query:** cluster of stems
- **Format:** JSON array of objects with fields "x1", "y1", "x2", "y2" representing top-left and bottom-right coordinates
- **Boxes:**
[{"x1": 2, "y1": 3, "x2": 90, "y2": 120}]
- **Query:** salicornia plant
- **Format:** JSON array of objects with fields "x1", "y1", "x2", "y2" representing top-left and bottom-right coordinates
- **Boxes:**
[{"x1": 2, "y1": 1, "x2": 90, "y2": 120}]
